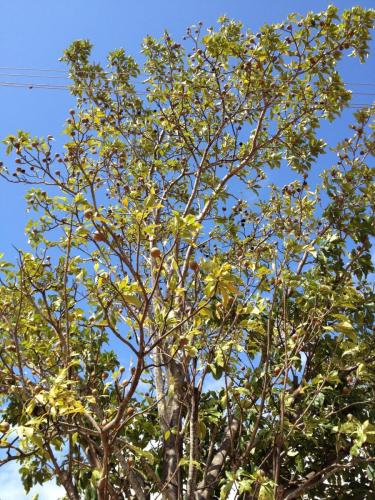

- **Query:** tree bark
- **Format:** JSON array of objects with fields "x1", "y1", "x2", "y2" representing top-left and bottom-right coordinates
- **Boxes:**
[
  {"x1": 161, "y1": 359, "x2": 186, "y2": 500},
  {"x1": 118, "y1": 453, "x2": 147, "y2": 500},
  {"x1": 186, "y1": 387, "x2": 199, "y2": 499},
  {"x1": 194, "y1": 417, "x2": 240, "y2": 500}
]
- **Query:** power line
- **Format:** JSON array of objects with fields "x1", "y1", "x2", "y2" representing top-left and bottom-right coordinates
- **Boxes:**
[
  {"x1": 0, "y1": 71, "x2": 147, "y2": 87},
  {"x1": 0, "y1": 81, "x2": 373, "y2": 110},
  {"x1": 0, "y1": 66, "x2": 68, "y2": 73},
  {"x1": 0, "y1": 82, "x2": 372, "y2": 110},
  {"x1": 0, "y1": 81, "x2": 148, "y2": 93},
  {"x1": 0, "y1": 80, "x2": 374, "y2": 97},
  {"x1": 0, "y1": 82, "x2": 68, "y2": 90},
  {"x1": 344, "y1": 82, "x2": 375, "y2": 87},
  {"x1": 0, "y1": 66, "x2": 374, "y2": 88},
  {"x1": 0, "y1": 73, "x2": 74, "y2": 80},
  {"x1": 3, "y1": 72, "x2": 373, "y2": 93},
  {"x1": 0, "y1": 66, "x2": 373, "y2": 109}
]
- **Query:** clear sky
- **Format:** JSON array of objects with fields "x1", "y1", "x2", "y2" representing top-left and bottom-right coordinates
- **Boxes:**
[{"x1": 0, "y1": 0, "x2": 373, "y2": 497}]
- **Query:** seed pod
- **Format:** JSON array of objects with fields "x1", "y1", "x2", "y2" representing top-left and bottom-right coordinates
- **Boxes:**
[
  {"x1": 84, "y1": 208, "x2": 94, "y2": 219},
  {"x1": 93, "y1": 231, "x2": 106, "y2": 242},
  {"x1": 126, "y1": 406, "x2": 135, "y2": 416},
  {"x1": 0, "y1": 422, "x2": 10, "y2": 433},
  {"x1": 150, "y1": 247, "x2": 161, "y2": 258},
  {"x1": 189, "y1": 260, "x2": 199, "y2": 272}
]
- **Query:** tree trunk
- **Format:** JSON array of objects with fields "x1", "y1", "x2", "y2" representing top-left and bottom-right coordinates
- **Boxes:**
[
  {"x1": 194, "y1": 418, "x2": 240, "y2": 500},
  {"x1": 161, "y1": 359, "x2": 186, "y2": 500},
  {"x1": 186, "y1": 387, "x2": 199, "y2": 499}
]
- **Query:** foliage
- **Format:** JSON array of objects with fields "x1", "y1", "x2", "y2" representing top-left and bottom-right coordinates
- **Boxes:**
[{"x1": 0, "y1": 5, "x2": 374, "y2": 499}]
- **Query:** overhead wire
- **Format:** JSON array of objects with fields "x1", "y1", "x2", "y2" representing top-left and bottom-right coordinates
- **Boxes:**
[
  {"x1": 0, "y1": 79, "x2": 373, "y2": 95},
  {"x1": 0, "y1": 65, "x2": 374, "y2": 86},
  {"x1": 0, "y1": 66, "x2": 372, "y2": 108},
  {"x1": 0, "y1": 64, "x2": 372, "y2": 81},
  {"x1": 0, "y1": 82, "x2": 372, "y2": 109}
]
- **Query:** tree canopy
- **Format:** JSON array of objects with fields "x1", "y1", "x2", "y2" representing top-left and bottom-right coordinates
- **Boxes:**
[{"x1": 0, "y1": 5, "x2": 374, "y2": 499}]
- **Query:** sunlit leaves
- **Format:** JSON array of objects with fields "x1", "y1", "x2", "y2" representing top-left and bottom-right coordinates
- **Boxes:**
[{"x1": 0, "y1": 5, "x2": 374, "y2": 499}]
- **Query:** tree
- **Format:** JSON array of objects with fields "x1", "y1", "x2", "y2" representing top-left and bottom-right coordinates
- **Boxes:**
[{"x1": 0, "y1": 5, "x2": 374, "y2": 499}]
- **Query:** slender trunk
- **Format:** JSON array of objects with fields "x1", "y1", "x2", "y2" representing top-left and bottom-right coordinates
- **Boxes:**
[
  {"x1": 161, "y1": 360, "x2": 186, "y2": 500},
  {"x1": 63, "y1": 478, "x2": 80, "y2": 500},
  {"x1": 194, "y1": 417, "x2": 240, "y2": 500},
  {"x1": 186, "y1": 387, "x2": 199, "y2": 499},
  {"x1": 162, "y1": 430, "x2": 181, "y2": 500},
  {"x1": 47, "y1": 443, "x2": 80, "y2": 500},
  {"x1": 118, "y1": 454, "x2": 147, "y2": 500}
]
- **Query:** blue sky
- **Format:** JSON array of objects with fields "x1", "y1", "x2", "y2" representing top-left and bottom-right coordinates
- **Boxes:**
[{"x1": 0, "y1": 0, "x2": 373, "y2": 497}]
